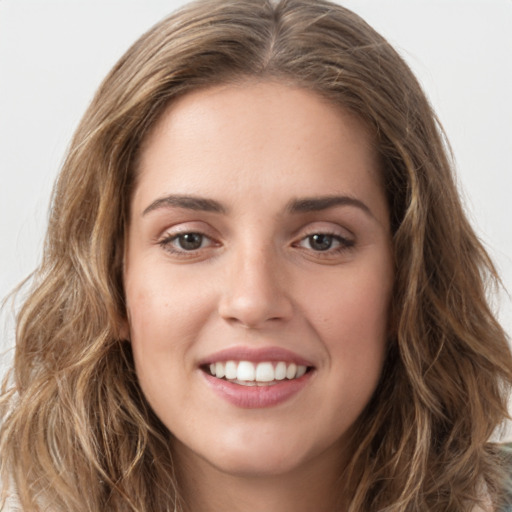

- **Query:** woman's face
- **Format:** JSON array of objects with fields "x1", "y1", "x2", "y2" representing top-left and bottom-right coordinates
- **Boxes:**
[{"x1": 124, "y1": 81, "x2": 394, "y2": 478}]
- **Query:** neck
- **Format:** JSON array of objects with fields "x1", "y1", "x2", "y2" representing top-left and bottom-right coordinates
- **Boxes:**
[{"x1": 174, "y1": 441, "x2": 349, "y2": 512}]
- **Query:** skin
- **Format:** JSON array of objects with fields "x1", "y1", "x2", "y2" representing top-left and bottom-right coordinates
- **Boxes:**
[{"x1": 123, "y1": 81, "x2": 394, "y2": 511}]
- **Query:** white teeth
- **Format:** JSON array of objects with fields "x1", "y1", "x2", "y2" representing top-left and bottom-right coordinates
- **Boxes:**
[
  {"x1": 215, "y1": 362, "x2": 225, "y2": 379},
  {"x1": 237, "y1": 361, "x2": 255, "y2": 381},
  {"x1": 207, "y1": 360, "x2": 308, "y2": 383},
  {"x1": 255, "y1": 362, "x2": 274, "y2": 382},
  {"x1": 225, "y1": 360, "x2": 237, "y2": 380},
  {"x1": 275, "y1": 361, "x2": 287, "y2": 380},
  {"x1": 286, "y1": 363, "x2": 297, "y2": 379},
  {"x1": 296, "y1": 365, "x2": 307, "y2": 378}
]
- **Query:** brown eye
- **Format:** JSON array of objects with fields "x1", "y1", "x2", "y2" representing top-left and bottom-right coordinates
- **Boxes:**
[
  {"x1": 308, "y1": 234, "x2": 335, "y2": 251},
  {"x1": 295, "y1": 232, "x2": 355, "y2": 255},
  {"x1": 177, "y1": 233, "x2": 204, "y2": 250},
  {"x1": 159, "y1": 231, "x2": 212, "y2": 254}
]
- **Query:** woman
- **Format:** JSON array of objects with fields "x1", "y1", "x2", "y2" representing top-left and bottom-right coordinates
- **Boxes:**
[{"x1": 1, "y1": 0, "x2": 511, "y2": 510}]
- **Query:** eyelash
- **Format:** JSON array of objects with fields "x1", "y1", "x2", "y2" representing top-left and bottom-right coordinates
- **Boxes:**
[
  {"x1": 158, "y1": 229, "x2": 355, "y2": 259},
  {"x1": 158, "y1": 232, "x2": 215, "y2": 256},
  {"x1": 294, "y1": 232, "x2": 355, "y2": 254}
]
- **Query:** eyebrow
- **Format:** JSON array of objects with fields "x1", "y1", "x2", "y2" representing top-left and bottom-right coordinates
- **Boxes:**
[
  {"x1": 142, "y1": 194, "x2": 227, "y2": 216},
  {"x1": 287, "y1": 195, "x2": 374, "y2": 218},
  {"x1": 142, "y1": 193, "x2": 373, "y2": 218}
]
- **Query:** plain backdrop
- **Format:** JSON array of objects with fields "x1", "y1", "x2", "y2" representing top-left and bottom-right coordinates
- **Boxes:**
[{"x1": 1, "y1": 1, "x2": 511, "y2": 388}]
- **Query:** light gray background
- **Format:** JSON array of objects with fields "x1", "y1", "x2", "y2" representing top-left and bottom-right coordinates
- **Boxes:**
[{"x1": 1, "y1": 1, "x2": 511, "y2": 396}]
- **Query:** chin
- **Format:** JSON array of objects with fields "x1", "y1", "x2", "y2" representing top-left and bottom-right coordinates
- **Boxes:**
[
  {"x1": 202, "y1": 430, "x2": 346, "y2": 481},
  {"x1": 208, "y1": 448, "x2": 307, "y2": 478},
  {"x1": 174, "y1": 427, "x2": 314, "y2": 479}
]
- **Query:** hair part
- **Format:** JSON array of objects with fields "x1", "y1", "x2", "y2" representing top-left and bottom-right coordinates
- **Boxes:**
[{"x1": 2, "y1": 0, "x2": 511, "y2": 510}]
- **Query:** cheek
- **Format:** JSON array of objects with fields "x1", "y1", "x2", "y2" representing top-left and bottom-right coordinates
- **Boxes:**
[
  {"x1": 306, "y1": 266, "x2": 391, "y2": 338},
  {"x1": 124, "y1": 263, "x2": 221, "y2": 392},
  {"x1": 125, "y1": 264, "x2": 209, "y2": 342},
  {"x1": 124, "y1": 279, "x2": 201, "y2": 420},
  {"x1": 298, "y1": 261, "x2": 392, "y2": 387}
]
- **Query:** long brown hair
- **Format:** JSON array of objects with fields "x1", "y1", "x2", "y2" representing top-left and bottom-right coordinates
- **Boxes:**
[{"x1": 2, "y1": 0, "x2": 511, "y2": 510}]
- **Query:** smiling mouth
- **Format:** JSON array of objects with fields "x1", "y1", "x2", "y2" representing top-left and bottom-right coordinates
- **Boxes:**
[{"x1": 202, "y1": 360, "x2": 314, "y2": 386}]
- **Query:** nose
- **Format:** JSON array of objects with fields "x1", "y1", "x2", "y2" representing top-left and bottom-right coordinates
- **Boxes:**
[{"x1": 217, "y1": 246, "x2": 293, "y2": 329}]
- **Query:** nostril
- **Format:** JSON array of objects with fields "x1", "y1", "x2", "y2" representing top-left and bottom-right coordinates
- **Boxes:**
[
  {"x1": 218, "y1": 296, "x2": 294, "y2": 329},
  {"x1": 217, "y1": 261, "x2": 294, "y2": 328}
]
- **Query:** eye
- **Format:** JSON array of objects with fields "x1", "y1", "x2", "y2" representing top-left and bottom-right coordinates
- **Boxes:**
[
  {"x1": 296, "y1": 232, "x2": 354, "y2": 253},
  {"x1": 159, "y1": 231, "x2": 214, "y2": 253},
  {"x1": 175, "y1": 233, "x2": 206, "y2": 250},
  {"x1": 305, "y1": 234, "x2": 337, "y2": 251}
]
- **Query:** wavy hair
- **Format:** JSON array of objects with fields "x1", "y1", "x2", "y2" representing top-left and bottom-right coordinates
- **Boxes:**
[{"x1": 2, "y1": 0, "x2": 511, "y2": 510}]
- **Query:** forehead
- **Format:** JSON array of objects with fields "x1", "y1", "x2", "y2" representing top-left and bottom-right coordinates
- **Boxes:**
[{"x1": 133, "y1": 81, "x2": 386, "y2": 220}]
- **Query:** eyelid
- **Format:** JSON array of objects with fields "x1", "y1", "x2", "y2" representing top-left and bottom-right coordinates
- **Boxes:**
[
  {"x1": 298, "y1": 232, "x2": 348, "y2": 245},
  {"x1": 155, "y1": 220, "x2": 218, "y2": 241},
  {"x1": 156, "y1": 221, "x2": 221, "y2": 256},
  {"x1": 291, "y1": 223, "x2": 356, "y2": 258},
  {"x1": 158, "y1": 231, "x2": 219, "y2": 259},
  {"x1": 295, "y1": 232, "x2": 354, "y2": 249},
  {"x1": 294, "y1": 221, "x2": 355, "y2": 241}
]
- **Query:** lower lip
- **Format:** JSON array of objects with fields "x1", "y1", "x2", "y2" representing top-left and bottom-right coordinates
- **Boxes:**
[{"x1": 202, "y1": 371, "x2": 313, "y2": 408}]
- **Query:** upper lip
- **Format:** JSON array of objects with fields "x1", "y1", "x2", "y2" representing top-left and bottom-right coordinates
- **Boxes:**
[{"x1": 198, "y1": 346, "x2": 314, "y2": 367}]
